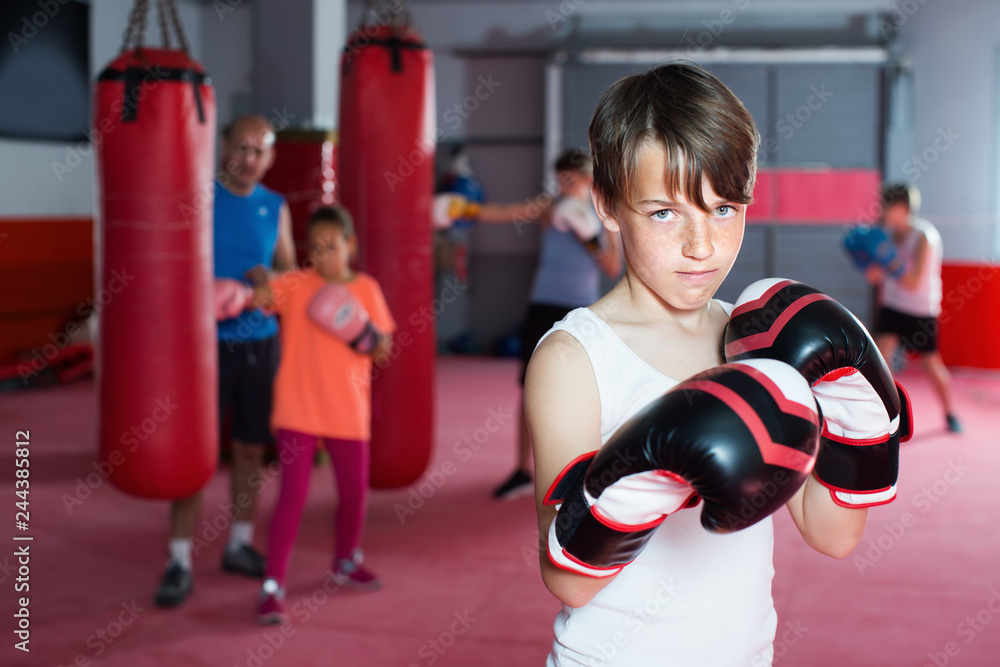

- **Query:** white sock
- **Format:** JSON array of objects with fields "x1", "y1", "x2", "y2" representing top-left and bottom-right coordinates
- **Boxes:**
[
  {"x1": 168, "y1": 538, "x2": 192, "y2": 571},
  {"x1": 229, "y1": 521, "x2": 253, "y2": 552}
]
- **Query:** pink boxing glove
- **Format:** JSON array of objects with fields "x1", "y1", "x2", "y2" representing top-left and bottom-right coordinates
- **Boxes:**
[
  {"x1": 307, "y1": 283, "x2": 381, "y2": 355},
  {"x1": 214, "y1": 278, "x2": 254, "y2": 321}
]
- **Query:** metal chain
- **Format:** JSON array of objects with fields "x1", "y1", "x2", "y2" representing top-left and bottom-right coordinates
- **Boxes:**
[
  {"x1": 163, "y1": 0, "x2": 190, "y2": 54},
  {"x1": 156, "y1": 0, "x2": 172, "y2": 49},
  {"x1": 120, "y1": 0, "x2": 150, "y2": 53}
]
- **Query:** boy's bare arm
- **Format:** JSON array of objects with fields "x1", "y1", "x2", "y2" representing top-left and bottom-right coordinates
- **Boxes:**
[
  {"x1": 476, "y1": 195, "x2": 553, "y2": 225},
  {"x1": 525, "y1": 331, "x2": 619, "y2": 608},
  {"x1": 786, "y1": 477, "x2": 867, "y2": 559},
  {"x1": 897, "y1": 232, "x2": 929, "y2": 290}
]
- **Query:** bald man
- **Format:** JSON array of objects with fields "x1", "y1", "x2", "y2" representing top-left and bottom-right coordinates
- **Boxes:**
[{"x1": 156, "y1": 115, "x2": 296, "y2": 607}]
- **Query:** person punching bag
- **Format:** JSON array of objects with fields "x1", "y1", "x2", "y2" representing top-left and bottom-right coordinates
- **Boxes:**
[
  {"x1": 95, "y1": 1, "x2": 217, "y2": 498},
  {"x1": 338, "y1": 4, "x2": 435, "y2": 488}
]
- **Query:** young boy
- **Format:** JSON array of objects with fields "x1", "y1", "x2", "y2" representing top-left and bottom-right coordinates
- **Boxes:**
[
  {"x1": 867, "y1": 183, "x2": 961, "y2": 433},
  {"x1": 525, "y1": 63, "x2": 868, "y2": 665}
]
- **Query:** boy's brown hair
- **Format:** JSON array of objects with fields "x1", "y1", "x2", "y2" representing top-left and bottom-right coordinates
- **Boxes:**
[
  {"x1": 307, "y1": 205, "x2": 355, "y2": 238},
  {"x1": 554, "y1": 148, "x2": 593, "y2": 176},
  {"x1": 588, "y1": 62, "x2": 759, "y2": 215},
  {"x1": 881, "y1": 182, "x2": 920, "y2": 213}
]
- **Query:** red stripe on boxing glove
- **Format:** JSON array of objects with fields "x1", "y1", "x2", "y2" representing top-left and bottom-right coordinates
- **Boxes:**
[
  {"x1": 544, "y1": 359, "x2": 820, "y2": 578},
  {"x1": 307, "y1": 283, "x2": 382, "y2": 355},
  {"x1": 724, "y1": 278, "x2": 914, "y2": 508}
]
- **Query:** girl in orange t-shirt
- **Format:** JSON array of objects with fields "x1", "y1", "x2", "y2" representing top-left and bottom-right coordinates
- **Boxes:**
[{"x1": 249, "y1": 206, "x2": 395, "y2": 624}]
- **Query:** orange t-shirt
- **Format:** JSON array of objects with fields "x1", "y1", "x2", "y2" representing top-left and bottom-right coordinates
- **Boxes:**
[{"x1": 269, "y1": 269, "x2": 395, "y2": 440}]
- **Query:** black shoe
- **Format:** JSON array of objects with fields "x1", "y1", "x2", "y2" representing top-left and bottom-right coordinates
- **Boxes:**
[
  {"x1": 946, "y1": 414, "x2": 963, "y2": 433},
  {"x1": 492, "y1": 469, "x2": 532, "y2": 501},
  {"x1": 155, "y1": 563, "x2": 193, "y2": 608},
  {"x1": 222, "y1": 544, "x2": 266, "y2": 578}
]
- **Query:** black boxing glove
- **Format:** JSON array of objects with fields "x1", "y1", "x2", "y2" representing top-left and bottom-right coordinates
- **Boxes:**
[
  {"x1": 545, "y1": 359, "x2": 820, "y2": 578},
  {"x1": 724, "y1": 278, "x2": 914, "y2": 508}
]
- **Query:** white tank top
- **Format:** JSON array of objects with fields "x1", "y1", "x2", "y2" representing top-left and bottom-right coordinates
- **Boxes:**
[
  {"x1": 539, "y1": 306, "x2": 777, "y2": 667},
  {"x1": 882, "y1": 217, "x2": 943, "y2": 317}
]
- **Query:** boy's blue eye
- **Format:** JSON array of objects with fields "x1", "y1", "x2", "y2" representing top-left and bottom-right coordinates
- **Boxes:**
[
  {"x1": 651, "y1": 209, "x2": 674, "y2": 221},
  {"x1": 716, "y1": 205, "x2": 739, "y2": 217}
]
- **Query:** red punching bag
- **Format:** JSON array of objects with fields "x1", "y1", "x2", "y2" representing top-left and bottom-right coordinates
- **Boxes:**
[
  {"x1": 94, "y1": 4, "x2": 217, "y2": 499},
  {"x1": 338, "y1": 12, "x2": 435, "y2": 488}
]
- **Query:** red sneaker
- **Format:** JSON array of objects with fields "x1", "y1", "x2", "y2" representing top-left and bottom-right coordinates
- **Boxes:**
[
  {"x1": 330, "y1": 550, "x2": 382, "y2": 592},
  {"x1": 257, "y1": 579, "x2": 288, "y2": 625}
]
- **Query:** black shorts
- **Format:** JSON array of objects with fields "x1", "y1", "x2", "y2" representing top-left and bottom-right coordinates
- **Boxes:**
[
  {"x1": 519, "y1": 303, "x2": 576, "y2": 384},
  {"x1": 218, "y1": 336, "x2": 280, "y2": 444},
  {"x1": 876, "y1": 307, "x2": 939, "y2": 353}
]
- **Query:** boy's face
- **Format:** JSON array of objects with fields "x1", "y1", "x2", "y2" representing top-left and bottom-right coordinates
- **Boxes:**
[
  {"x1": 308, "y1": 222, "x2": 354, "y2": 280},
  {"x1": 882, "y1": 202, "x2": 911, "y2": 236},
  {"x1": 595, "y1": 142, "x2": 745, "y2": 311},
  {"x1": 221, "y1": 120, "x2": 276, "y2": 191}
]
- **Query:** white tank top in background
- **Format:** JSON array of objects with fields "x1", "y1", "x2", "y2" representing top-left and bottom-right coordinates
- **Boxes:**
[
  {"x1": 882, "y1": 217, "x2": 943, "y2": 318},
  {"x1": 538, "y1": 306, "x2": 777, "y2": 667}
]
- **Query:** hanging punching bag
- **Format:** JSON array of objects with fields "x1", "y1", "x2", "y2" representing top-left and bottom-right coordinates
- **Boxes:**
[
  {"x1": 94, "y1": 4, "x2": 217, "y2": 499},
  {"x1": 338, "y1": 11, "x2": 435, "y2": 489}
]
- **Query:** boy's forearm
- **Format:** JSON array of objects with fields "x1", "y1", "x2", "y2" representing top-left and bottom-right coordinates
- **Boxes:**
[
  {"x1": 538, "y1": 517, "x2": 618, "y2": 608},
  {"x1": 795, "y1": 476, "x2": 867, "y2": 559}
]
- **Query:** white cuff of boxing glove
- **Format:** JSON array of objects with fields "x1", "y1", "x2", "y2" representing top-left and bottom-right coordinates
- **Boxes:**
[
  {"x1": 830, "y1": 484, "x2": 897, "y2": 509},
  {"x1": 546, "y1": 514, "x2": 623, "y2": 578}
]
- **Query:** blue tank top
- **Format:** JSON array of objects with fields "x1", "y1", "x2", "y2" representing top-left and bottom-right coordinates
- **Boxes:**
[
  {"x1": 214, "y1": 180, "x2": 284, "y2": 342},
  {"x1": 529, "y1": 199, "x2": 600, "y2": 308}
]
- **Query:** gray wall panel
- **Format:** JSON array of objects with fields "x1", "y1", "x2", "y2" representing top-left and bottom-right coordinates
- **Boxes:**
[
  {"x1": 773, "y1": 64, "x2": 880, "y2": 167},
  {"x1": 772, "y1": 225, "x2": 875, "y2": 327}
]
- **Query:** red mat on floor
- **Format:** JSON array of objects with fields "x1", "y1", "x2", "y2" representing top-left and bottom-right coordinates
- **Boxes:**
[{"x1": 0, "y1": 357, "x2": 998, "y2": 666}]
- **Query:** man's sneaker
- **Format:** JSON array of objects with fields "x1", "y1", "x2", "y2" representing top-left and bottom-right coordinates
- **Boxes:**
[
  {"x1": 222, "y1": 544, "x2": 266, "y2": 578},
  {"x1": 257, "y1": 579, "x2": 288, "y2": 625},
  {"x1": 154, "y1": 562, "x2": 193, "y2": 608},
  {"x1": 330, "y1": 550, "x2": 382, "y2": 592},
  {"x1": 947, "y1": 414, "x2": 963, "y2": 433},
  {"x1": 492, "y1": 469, "x2": 532, "y2": 501}
]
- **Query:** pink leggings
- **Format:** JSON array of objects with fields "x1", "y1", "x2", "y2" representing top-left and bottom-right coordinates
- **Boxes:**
[{"x1": 265, "y1": 429, "x2": 369, "y2": 584}]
